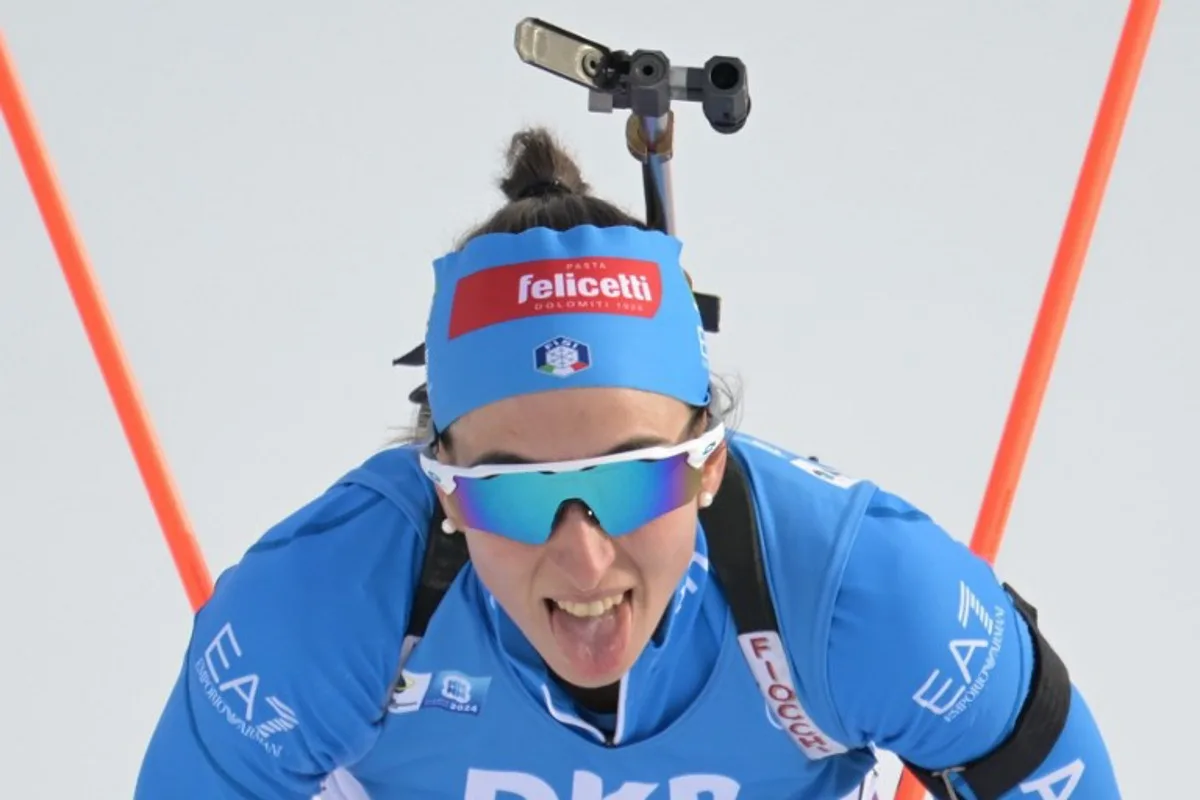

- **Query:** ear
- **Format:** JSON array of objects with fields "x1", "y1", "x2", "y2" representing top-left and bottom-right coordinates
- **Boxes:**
[
  {"x1": 432, "y1": 485, "x2": 463, "y2": 533},
  {"x1": 428, "y1": 440, "x2": 466, "y2": 530},
  {"x1": 701, "y1": 440, "x2": 729, "y2": 500}
]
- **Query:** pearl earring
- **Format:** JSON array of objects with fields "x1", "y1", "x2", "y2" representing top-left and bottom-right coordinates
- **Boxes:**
[
  {"x1": 699, "y1": 491, "x2": 714, "y2": 509},
  {"x1": 441, "y1": 518, "x2": 457, "y2": 535}
]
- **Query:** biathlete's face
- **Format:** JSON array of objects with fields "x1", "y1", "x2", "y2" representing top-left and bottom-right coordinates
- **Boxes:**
[{"x1": 429, "y1": 387, "x2": 727, "y2": 689}]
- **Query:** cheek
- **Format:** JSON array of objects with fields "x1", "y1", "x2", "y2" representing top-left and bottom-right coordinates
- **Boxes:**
[
  {"x1": 622, "y1": 505, "x2": 698, "y2": 589},
  {"x1": 462, "y1": 530, "x2": 538, "y2": 603}
]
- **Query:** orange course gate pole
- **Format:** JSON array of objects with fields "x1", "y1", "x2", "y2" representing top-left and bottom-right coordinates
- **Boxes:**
[
  {"x1": 0, "y1": 31, "x2": 214, "y2": 612},
  {"x1": 894, "y1": 1, "x2": 1159, "y2": 799}
]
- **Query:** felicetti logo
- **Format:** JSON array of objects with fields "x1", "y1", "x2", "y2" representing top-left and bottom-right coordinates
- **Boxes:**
[{"x1": 447, "y1": 257, "x2": 662, "y2": 339}]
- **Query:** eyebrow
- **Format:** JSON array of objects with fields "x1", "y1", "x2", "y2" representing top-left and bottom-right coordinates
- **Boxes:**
[{"x1": 467, "y1": 435, "x2": 675, "y2": 468}]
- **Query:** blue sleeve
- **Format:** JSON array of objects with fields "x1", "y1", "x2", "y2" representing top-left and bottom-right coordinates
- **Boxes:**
[
  {"x1": 134, "y1": 483, "x2": 423, "y2": 799},
  {"x1": 825, "y1": 489, "x2": 1121, "y2": 799}
]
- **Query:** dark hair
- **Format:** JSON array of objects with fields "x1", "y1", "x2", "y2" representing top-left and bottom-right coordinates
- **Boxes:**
[
  {"x1": 399, "y1": 126, "x2": 740, "y2": 445},
  {"x1": 458, "y1": 127, "x2": 650, "y2": 243}
]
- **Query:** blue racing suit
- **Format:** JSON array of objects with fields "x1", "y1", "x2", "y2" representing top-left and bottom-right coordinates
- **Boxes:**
[{"x1": 135, "y1": 432, "x2": 1119, "y2": 798}]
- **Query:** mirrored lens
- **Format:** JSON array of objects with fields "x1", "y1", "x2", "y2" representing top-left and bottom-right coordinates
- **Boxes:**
[{"x1": 451, "y1": 451, "x2": 701, "y2": 543}]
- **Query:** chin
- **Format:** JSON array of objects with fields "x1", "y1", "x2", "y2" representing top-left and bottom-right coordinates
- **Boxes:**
[
  {"x1": 556, "y1": 662, "x2": 629, "y2": 689},
  {"x1": 547, "y1": 631, "x2": 648, "y2": 689}
]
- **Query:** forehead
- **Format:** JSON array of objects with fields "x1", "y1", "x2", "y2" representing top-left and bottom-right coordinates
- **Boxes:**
[{"x1": 449, "y1": 387, "x2": 694, "y2": 465}]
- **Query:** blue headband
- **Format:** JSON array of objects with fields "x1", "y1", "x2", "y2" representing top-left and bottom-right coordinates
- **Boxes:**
[{"x1": 424, "y1": 225, "x2": 711, "y2": 430}]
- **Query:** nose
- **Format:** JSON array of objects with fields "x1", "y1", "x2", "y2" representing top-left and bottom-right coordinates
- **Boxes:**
[{"x1": 544, "y1": 502, "x2": 616, "y2": 591}]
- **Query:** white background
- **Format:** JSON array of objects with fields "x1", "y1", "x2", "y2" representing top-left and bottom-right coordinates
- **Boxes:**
[{"x1": 2, "y1": 1, "x2": 1196, "y2": 796}]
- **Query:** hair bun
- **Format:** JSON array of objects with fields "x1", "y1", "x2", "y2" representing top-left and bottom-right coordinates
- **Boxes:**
[
  {"x1": 513, "y1": 178, "x2": 570, "y2": 200},
  {"x1": 499, "y1": 128, "x2": 590, "y2": 202}
]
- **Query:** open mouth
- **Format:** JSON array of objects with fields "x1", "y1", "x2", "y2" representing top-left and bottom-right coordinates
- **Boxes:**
[
  {"x1": 543, "y1": 589, "x2": 635, "y2": 678},
  {"x1": 544, "y1": 589, "x2": 633, "y2": 619}
]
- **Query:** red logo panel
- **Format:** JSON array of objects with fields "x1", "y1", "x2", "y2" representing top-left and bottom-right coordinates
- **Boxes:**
[{"x1": 448, "y1": 257, "x2": 662, "y2": 339}]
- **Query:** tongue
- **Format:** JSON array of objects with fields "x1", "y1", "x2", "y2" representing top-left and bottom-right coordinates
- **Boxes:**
[{"x1": 549, "y1": 599, "x2": 632, "y2": 680}]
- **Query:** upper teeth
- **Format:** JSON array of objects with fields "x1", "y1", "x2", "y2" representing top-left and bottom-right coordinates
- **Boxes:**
[{"x1": 555, "y1": 593, "x2": 625, "y2": 618}]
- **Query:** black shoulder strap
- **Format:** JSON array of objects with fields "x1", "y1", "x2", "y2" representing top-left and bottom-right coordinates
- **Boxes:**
[
  {"x1": 404, "y1": 505, "x2": 469, "y2": 641},
  {"x1": 901, "y1": 584, "x2": 1073, "y2": 800},
  {"x1": 701, "y1": 454, "x2": 860, "y2": 762},
  {"x1": 699, "y1": 454, "x2": 779, "y2": 634}
]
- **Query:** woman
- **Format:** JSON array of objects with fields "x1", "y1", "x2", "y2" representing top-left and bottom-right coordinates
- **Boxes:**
[{"x1": 135, "y1": 129, "x2": 1119, "y2": 799}]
